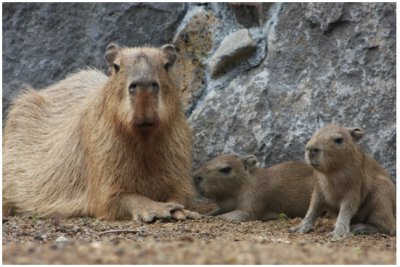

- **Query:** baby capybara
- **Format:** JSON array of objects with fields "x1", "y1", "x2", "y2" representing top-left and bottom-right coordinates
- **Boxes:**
[
  {"x1": 290, "y1": 125, "x2": 396, "y2": 238},
  {"x1": 193, "y1": 154, "x2": 315, "y2": 221}
]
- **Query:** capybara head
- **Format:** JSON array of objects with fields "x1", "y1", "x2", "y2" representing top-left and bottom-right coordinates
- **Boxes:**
[
  {"x1": 192, "y1": 154, "x2": 257, "y2": 199},
  {"x1": 104, "y1": 43, "x2": 179, "y2": 135},
  {"x1": 305, "y1": 124, "x2": 364, "y2": 173}
]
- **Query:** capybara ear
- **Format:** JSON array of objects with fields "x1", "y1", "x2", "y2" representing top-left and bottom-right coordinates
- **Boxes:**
[
  {"x1": 105, "y1": 43, "x2": 121, "y2": 71},
  {"x1": 242, "y1": 155, "x2": 257, "y2": 172},
  {"x1": 160, "y1": 44, "x2": 177, "y2": 71},
  {"x1": 346, "y1": 127, "x2": 363, "y2": 142}
]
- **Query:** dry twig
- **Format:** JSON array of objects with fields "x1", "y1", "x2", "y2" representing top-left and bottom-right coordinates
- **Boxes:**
[
  {"x1": 98, "y1": 229, "x2": 141, "y2": 236},
  {"x1": 54, "y1": 212, "x2": 62, "y2": 227}
]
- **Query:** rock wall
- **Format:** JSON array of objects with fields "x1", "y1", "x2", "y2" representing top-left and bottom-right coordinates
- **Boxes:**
[
  {"x1": 2, "y1": 2, "x2": 187, "y2": 121},
  {"x1": 3, "y1": 3, "x2": 396, "y2": 189},
  {"x1": 184, "y1": 3, "x2": 396, "y2": 186}
]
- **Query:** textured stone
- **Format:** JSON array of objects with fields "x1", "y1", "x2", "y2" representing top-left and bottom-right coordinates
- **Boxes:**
[
  {"x1": 55, "y1": 236, "x2": 68, "y2": 243},
  {"x1": 209, "y1": 29, "x2": 257, "y2": 78},
  {"x1": 304, "y1": 3, "x2": 344, "y2": 31},
  {"x1": 229, "y1": 3, "x2": 262, "y2": 28},
  {"x1": 2, "y1": 2, "x2": 187, "y2": 122},
  {"x1": 173, "y1": 9, "x2": 219, "y2": 117}
]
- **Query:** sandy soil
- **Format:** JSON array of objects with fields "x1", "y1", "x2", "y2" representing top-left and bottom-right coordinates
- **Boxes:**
[{"x1": 2, "y1": 204, "x2": 396, "y2": 264}]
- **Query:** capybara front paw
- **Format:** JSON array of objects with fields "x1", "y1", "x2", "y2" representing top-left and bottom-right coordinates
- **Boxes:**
[
  {"x1": 289, "y1": 225, "x2": 301, "y2": 233},
  {"x1": 133, "y1": 202, "x2": 184, "y2": 223},
  {"x1": 326, "y1": 223, "x2": 350, "y2": 239},
  {"x1": 289, "y1": 225, "x2": 309, "y2": 233},
  {"x1": 290, "y1": 221, "x2": 313, "y2": 234},
  {"x1": 185, "y1": 210, "x2": 202, "y2": 220},
  {"x1": 171, "y1": 209, "x2": 202, "y2": 221}
]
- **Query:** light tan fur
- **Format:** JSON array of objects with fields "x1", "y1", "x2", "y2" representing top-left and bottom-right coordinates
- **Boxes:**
[
  {"x1": 192, "y1": 154, "x2": 315, "y2": 221},
  {"x1": 3, "y1": 44, "x2": 200, "y2": 222},
  {"x1": 290, "y1": 124, "x2": 396, "y2": 238}
]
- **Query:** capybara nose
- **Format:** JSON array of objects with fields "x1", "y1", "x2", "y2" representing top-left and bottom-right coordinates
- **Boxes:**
[
  {"x1": 193, "y1": 175, "x2": 203, "y2": 185},
  {"x1": 306, "y1": 144, "x2": 320, "y2": 156}
]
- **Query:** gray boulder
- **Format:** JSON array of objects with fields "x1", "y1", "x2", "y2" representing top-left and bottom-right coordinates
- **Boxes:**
[{"x1": 209, "y1": 29, "x2": 257, "y2": 78}]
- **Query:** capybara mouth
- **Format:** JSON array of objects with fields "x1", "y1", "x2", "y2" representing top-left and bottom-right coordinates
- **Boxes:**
[
  {"x1": 136, "y1": 122, "x2": 155, "y2": 128},
  {"x1": 307, "y1": 157, "x2": 319, "y2": 167},
  {"x1": 195, "y1": 187, "x2": 210, "y2": 198},
  {"x1": 310, "y1": 161, "x2": 320, "y2": 167}
]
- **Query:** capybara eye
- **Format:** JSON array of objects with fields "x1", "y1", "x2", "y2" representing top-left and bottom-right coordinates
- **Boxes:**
[
  {"x1": 129, "y1": 84, "x2": 136, "y2": 93},
  {"x1": 164, "y1": 63, "x2": 170, "y2": 72},
  {"x1": 219, "y1": 167, "x2": 232, "y2": 174},
  {"x1": 153, "y1": 83, "x2": 159, "y2": 92},
  {"x1": 113, "y1": 64, "x2": 120, "y2": 73},
  {"x1": 334, "y1": 138, "x2": 343, "y2": 145}
]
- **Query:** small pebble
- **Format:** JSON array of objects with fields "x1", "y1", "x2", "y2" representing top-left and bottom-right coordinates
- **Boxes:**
[
  {"x1": 296, "y1": 240, "x2": 307, "y2": 246},
  {"x1": 90, "y1": 242, "x2": 102, "y2": 249},
  {"x1": 331, "y1": 237, "x2": 344, "y2": 243},
  {"x1": 178, "y1": 235, "x2": 194, "y2": 243},
  {"x1": 55, "y1": 236, "x2": 68, "y2": 243},
  {"x1": 34, "y1": 235, "x2": 44, "y2": 241}
]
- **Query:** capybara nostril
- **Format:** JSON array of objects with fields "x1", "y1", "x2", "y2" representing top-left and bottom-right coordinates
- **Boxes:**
[
  {"x1": 193, "y1": 176, "x2": 203, "y2": 185},
  {"x1": 306, "y1": 145, "x2": 319, "y2": 155},
  {"x1": 152, "y1": 83, "x2": 159, "y2": 93}
]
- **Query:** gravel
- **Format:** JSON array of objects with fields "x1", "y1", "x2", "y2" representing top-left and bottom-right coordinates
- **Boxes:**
[{"x1": 2, "y1": 204, "x2": 396, "y2": 264}]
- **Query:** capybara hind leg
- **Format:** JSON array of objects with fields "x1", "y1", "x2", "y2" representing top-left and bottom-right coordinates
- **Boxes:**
[
  {"x1": 350, "y1": 223, "x2": 380, "y2": 234},
  {"x1": 2, "y1": 202, "x2": 16, "y2": 217},
  {"x1": 367, "y1": 210, "x2": 396, "y2": 235},
  {"x1": 261, "y1": 212, "x2": 281, "y2": 221},
  {"x1": 366, "y1": 177, "x2": 396, "y2": 235},
  {"x1": 218, "y1": 210, "x2": 251, "y2": 222},
  {"x1": 206, "y1": 208, "x2": 226, "y2": 217}
]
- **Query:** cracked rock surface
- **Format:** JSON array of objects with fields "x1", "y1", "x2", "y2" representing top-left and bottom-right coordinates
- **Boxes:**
[{"x1": 209, "y1": 29, "x2": 257, "y2": 78}]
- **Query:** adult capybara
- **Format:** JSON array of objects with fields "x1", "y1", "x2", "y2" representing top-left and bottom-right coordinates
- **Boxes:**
[
  {"x1": 290, "y1": 125, "x2": 396, "y2": 238},
  {"x1": 192, "y1": 154, "x2": 315, "y2": 221},
  {"x1": 3, "y1": 43, "x2": 200, "y2": 222}
]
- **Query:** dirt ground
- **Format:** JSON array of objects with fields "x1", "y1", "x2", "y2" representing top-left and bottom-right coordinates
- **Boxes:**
[{"x1": 2, "y1": 204, "x2": 396, "y2": 264}]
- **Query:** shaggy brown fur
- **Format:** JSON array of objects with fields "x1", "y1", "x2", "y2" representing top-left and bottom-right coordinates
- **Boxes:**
[
  {"x1": 192, "y1": 154, "x2": 315, "y2": 222},
  {"x1": 3, "y1": 44, "x2": 200, "y2": 222},
  {"x1": 290, "y1": 125, "x2": 396, "y2": 238}
]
